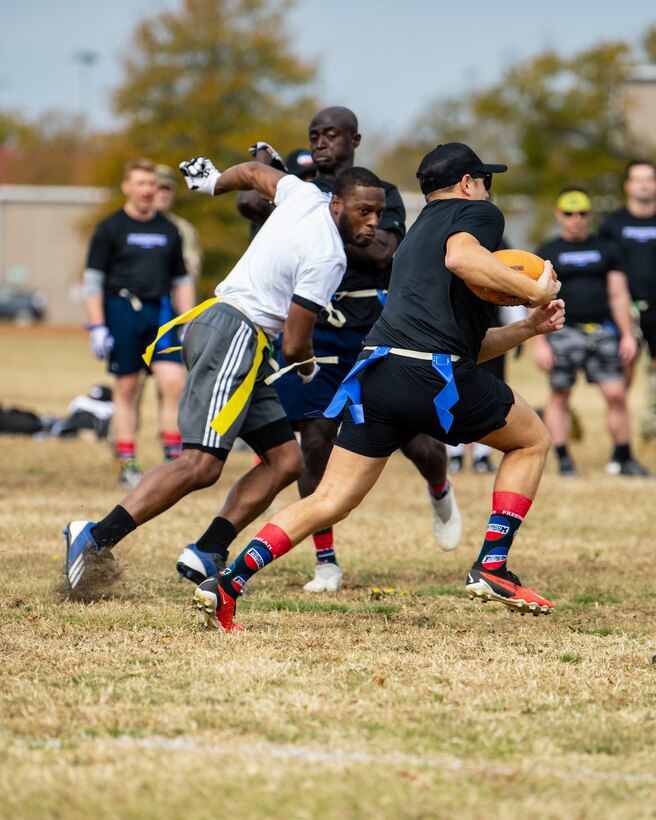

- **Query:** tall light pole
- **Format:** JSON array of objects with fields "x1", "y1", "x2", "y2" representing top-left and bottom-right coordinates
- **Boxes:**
[{"x1": 73, "y1": 51, "x2": 100, "y2": 126}]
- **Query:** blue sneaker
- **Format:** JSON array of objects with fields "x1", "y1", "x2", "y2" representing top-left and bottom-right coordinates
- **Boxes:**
[
  {"x1": 64, "y1": 521, "x2": 100, "y2": 591},
  {"x1": 176, "y1": 544, "x2": 226, "y2": 585}
]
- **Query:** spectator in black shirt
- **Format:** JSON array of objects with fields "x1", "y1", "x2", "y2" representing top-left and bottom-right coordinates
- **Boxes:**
[
  {"x1": 83, "y1": 158, "x2": 195, "y2": 488},
  {"x1": 534, "y1": 187, "x2": 648, "y2": 477},
  {"x1": 599, "y1": 160, "x2": 656, "y2": 440}
]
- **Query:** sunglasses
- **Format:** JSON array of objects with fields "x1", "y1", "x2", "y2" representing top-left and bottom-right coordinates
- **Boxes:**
[
  {"x1": 470, "y1": 172, "x2": 492, "y2": 191},
  {"x1": 562, "y1": 211, "x2": 590, "y2": 217}
]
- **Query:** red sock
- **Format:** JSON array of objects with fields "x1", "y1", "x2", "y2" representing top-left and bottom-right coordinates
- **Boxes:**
[
  {"x1": 475, "y1": 491, "x2": 533, "y2": 572},
  {"x1": 427, "y1": 478, "x2": 449, "y2": 499},
  {"x1": 162, "y1": 431, "x2": 182, "y2": 460},
  {"x1": 116, "y1": 440, "x2": 136, "y2": 463},
  {"x1": 312, "y1": 529, "x2": 337, "y2": 563},
  {"x1": 492, "y1": 491, "x2": 532, "y2": 520},
  {"x1": 254, "y1": 523, "x2": 293, "y2": 560}
]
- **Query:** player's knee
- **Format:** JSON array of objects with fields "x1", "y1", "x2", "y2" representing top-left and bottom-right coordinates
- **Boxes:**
[
  {"x1": 179, "y1": 450, "x2": 222, "y2": 489},
  {"x1": 533, "y1": 419, "x2": 551, "y2": 454},
  {"x1": 312, "y1": 485, "x2": 359, "y2": 524},
  {"x1": 273, "y1": 446, "x2": 305, "y2": 486},
  {"x1": 260, "y1": 439, "x2": 305, "y2": 486}
]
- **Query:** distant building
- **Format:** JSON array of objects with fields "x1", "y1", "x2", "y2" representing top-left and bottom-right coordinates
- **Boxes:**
[
  {"x1": 0, "y1": 185, "x2": 109, "y2": 324},
  {"x1": 622, "y1": 64, "x2": 656, "y2": 153}
]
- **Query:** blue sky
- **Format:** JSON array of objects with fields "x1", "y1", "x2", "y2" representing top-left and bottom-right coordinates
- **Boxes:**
[{"x1": 1, "y1": 0, "x2": 655, "y2": 141}]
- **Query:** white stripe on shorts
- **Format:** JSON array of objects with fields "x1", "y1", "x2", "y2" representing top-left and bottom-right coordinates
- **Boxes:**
[{"x1": 203, "y1": 321, "x2": 253, "y2": 449}]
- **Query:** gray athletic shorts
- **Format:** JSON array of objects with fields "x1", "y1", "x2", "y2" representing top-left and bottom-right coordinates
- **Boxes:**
[
  {"x1": 548, "y1": 323, "x2": 623, "y2": 390},
  {"x1": 178, "y1": 302, "x2": 292, "y2": 458}
]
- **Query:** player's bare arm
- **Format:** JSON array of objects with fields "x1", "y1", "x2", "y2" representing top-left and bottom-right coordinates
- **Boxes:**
[
  {"x1": 180, "y1": 158, "x2": 286, "y2": 202},
  {"x1": 343, "y1": 229, "x2": 398, "y2": 269},
  {"x1": 607, "y1": 270, "x2": 638, "y2": 364},
  {"x1": 281, "y1": 302, "x2": 318, "y2": 376},
  {"x1": 478, "y1": 300, "x2": 566, "y2": 363},
  {"x1": 446, "y1": 232, "x2": 560, "y2": 306}
]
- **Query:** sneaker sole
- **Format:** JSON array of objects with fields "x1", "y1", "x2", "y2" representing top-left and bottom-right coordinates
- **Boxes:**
[
  {"x1": 193, "y1": 588, "x2": 245, "y2": 632},
  {"x1": 64, "y1": 524, "x2": 88, "y2": 591},
  {"x1": 177, "y1": 560, "x2": 208, "y2": 586},
  {"x1": 466, "y1": 578, "x2": 553, "y2": 616},
  {"x1": 193, "y1": 588, "x2": 224, "y2": 630}
]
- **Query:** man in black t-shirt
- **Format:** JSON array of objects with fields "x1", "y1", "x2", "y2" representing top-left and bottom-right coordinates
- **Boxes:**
[
  {"x1": 226, "y1": 107, "x2": 461, "y2": 597},
  {"x1": 84, "y1": 158, "x2": 196, "y2": 488},
  {"x1": 534, "y1": 188, "x2": 648, "y2": 477},
  {"x1": 599, "y1": 160, "x2": 656, "y2": 440},
  {"x1": 193, "y1": 143, "x2": 566, "y2": 632}
]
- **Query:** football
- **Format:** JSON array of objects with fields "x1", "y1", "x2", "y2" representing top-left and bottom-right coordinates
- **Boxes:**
[{"x1": 466, "y1": 249, "x2": 546, "y2": 307}]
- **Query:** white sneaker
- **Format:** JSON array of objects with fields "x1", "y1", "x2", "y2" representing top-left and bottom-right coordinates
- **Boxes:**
[
  {"x1": 303, "y1": 562, "x2": 343, "y2": 592},
  {"x1": 429, "y1": 483, "x2": 462, "y2": 551}
]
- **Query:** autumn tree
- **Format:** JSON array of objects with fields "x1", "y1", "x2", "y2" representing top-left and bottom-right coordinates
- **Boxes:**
[
  {"x1": 0, "y1": 111, "x2": 109, "y2": 185},
  {"x1": 376, "y1": 27, "x2": 656, "y2": 243},
  {"x1": 107, "y1": 0, "x2": 319, "y2": 291}
]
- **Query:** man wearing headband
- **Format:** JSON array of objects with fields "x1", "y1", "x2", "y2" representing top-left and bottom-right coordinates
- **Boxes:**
[{"x1": 533, "y1": 187, "x2": 648, "y2": 477}]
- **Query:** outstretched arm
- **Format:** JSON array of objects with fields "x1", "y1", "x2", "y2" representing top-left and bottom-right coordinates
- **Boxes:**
[
  {"x1": 478, "y1": 300, "x2": 566, "y2": 363},
  {"x1": 179, "y1": 157, "x2": 286, "y2": 202}
]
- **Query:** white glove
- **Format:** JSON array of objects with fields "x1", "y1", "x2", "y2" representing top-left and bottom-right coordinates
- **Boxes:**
[
  {"x1": 298, "y1": 362, "x2": 320, "y2": 383},
  {"x1": 179, "y1": 157, "x2": 221, "y2": 195},
  {"x1": 88, "y1": 325, "x2": 114, "y2": 360},
  {"x1": 248, "y1": 141, "x2": 288, "y2": 172}
]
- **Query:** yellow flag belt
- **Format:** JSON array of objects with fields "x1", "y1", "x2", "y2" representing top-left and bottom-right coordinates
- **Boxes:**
[
  {"x1": 142, "y1": 296, "x2": 268, "y2": 436},
  {"x1": 142, "y1": 298, "x2": 339, "y2": 438}
]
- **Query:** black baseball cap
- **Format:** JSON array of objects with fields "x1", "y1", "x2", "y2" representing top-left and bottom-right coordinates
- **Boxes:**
[
  {"x1": 285, "y1": 149, "x2": 316, "y2": 179},
  {"x1": 416, "y1": 142, "x2": 507, "y2": 194}
]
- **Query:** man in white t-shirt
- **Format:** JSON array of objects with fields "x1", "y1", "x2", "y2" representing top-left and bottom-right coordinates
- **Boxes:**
[{"x1": 62, "y1": 159, "x2": 386, "y2": 594}]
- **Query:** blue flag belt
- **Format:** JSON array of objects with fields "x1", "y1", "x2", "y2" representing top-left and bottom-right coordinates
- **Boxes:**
[{"x1": 318, "y1": 345, "x2": 460, "y2": 433}]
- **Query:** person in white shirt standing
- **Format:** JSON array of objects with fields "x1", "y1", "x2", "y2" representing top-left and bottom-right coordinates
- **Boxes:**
[{"x1": 62, "y1": 159, "x2": 386, "y2": 595}]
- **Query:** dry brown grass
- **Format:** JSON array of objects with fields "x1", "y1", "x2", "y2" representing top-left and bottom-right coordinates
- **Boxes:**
[{"x1": 1, "y1": 326, "x2": 656, "y2": 819}]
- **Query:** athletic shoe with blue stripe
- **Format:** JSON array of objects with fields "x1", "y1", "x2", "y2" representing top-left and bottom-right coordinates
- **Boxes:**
[
  {"x1": 63, "y1": 520, "x2": 99, "y2": 591},
  {"x1": 176, "y1": 544, "x2": 226, "y2": 585}
]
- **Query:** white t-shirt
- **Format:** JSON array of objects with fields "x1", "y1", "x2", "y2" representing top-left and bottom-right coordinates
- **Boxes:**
[{"x1": 215, "y1": 175, "x2": 346, "y2": 338}]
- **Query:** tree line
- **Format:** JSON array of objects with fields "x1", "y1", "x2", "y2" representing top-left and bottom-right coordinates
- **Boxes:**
[{"x1": 1, "y1": 0, "x2": 655, "y2": 289}]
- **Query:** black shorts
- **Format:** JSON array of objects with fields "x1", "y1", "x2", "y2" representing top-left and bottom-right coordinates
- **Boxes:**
[{"x1": 335, "y1": 352, "x2": 515, "y2": 458}]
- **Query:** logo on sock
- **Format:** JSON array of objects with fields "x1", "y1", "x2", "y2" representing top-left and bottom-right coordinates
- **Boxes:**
[
  {"x1": 219, "y1": 566, "x2": 232, "y2": 576},
  {"x1": 231, "y1": 575, "x2": 247, "y2": 594},
  {"x1": 485, "y1": 515, "x2": 510, "y2": 541},
  {"x1": 482, "y1": 549, "x2": 508, "y2": 571},
  {"x1": 245, "y1": 548, "x2": 266, "y2": 570}
]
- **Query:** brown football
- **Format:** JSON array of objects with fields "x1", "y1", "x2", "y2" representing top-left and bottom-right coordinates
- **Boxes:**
[{"x1": 465, "y1": 249, "x2": 546, "y2": 307}]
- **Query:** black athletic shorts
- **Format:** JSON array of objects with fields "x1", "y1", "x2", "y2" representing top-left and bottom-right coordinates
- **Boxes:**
[{"x1": 335, "y1": 351, "x2": 515, "y2": 458}]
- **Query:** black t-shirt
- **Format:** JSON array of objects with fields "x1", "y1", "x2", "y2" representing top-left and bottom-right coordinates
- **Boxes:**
[
  {"x1": 366, "y1": 198, "x2": 504, "y2": 359},
  {"x1": 87, "y1": 209, "x2": 187, "y2": 301},
  {"x1": 536, "y1": 234, "x2": 622, "y2": 324},
  {"x1": 598, "y1": 208, "x2": 656, "y2": 301},
  {"x1": 312, "y1": 176, "x2": 406, "y2": 330}
]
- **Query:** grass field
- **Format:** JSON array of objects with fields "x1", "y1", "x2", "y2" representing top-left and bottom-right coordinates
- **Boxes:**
[{"x1": 1, "y1": 325, "x2": 656, "y2": 819}]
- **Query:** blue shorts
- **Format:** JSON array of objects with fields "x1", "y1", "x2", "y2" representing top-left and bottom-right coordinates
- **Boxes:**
[
  {"x1": 272, "y1": 326, "x2": 367, "y2": 424},
  {"x1": 105, "y1": 295, "x2": 183, "y2": 376}
]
